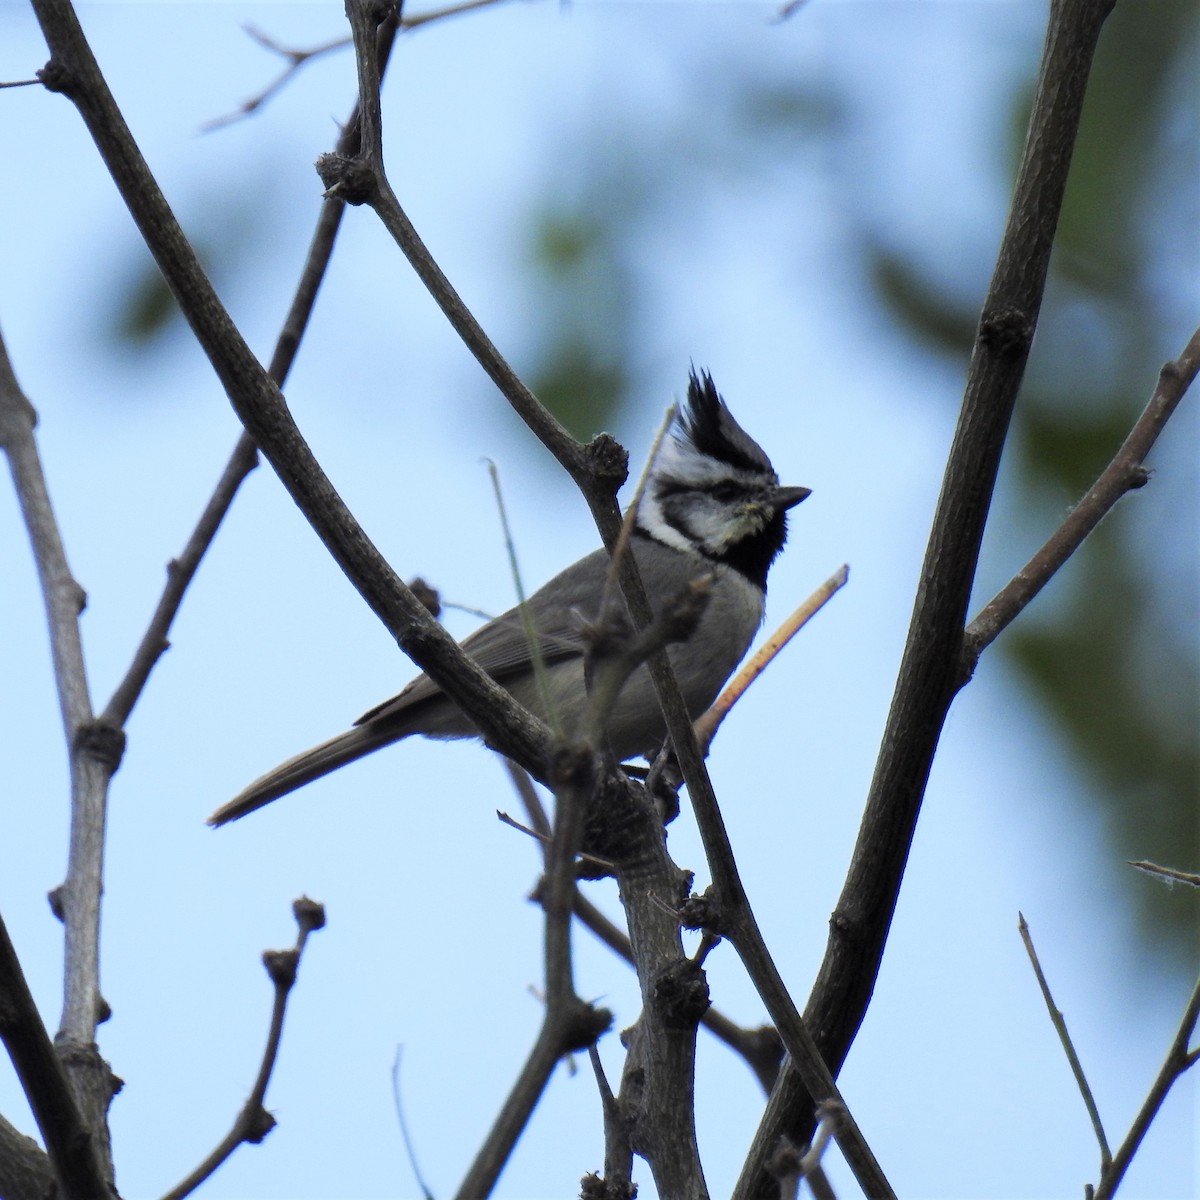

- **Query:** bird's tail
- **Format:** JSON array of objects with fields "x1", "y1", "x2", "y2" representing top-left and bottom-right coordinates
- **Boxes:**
[{"x1": 208, "y1": 723, "x2": 404, "y2": 826}]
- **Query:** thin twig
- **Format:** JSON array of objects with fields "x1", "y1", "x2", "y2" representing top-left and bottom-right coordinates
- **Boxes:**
[
  {"x1": 402, "y1": 0, "x2": 506, "y2": 29},
  {"x1": 454, "y1": 746, "x2": 611, "y2": 1198},
  {"x1": 1127, "y1": 860, "x2": 1200, "y2": 888},
  {"x1": 160, "y1": 899, "x2": 326, "y2": 1200},
  {"x1": 201, "y1": 29, "x2": 351, "y2": 132},
  {"x1": 587, "y1": 1043, "x2": 635, "y2": 1195},
  {"x1": 106, "y1": 16, "x2": 406, "y2": 733},
  {"x1": 204, "y1": 0, "x2": 506, "y2": 131},
  {"x1": 962, "y1": 324, "x2": 1200, "y2": 675},
  {"x1": 599, "y1": 401, "x2": 678, "y2": 611},
  {"x1": 798, "y1": 1101, "x2": 846, "y2": 1200},
  {"x1": 0, "y1": 324, "x2": 120, "y2": 1172},
  {"x1": 1092, "y1": 970, "x2": 1200, "y2": 1200},
  {"x1": 1018, "y1": 913, "x2": 1111, "y2": 1168},
  {"x1": 496, "y1": 808, "x2": 550, "y2": 843},
  {"x1": 486, "y1": 460, "x2": 562, "y2": 736},
  {"x1": 391, "y1": 1047, "x2": 435, "y2": 1200},
  {"x1": 693, "y1": 565, "x2": 848, "y2": 753},
  {"x1": 773, "y1": 0, "x2": 814, "y2": 22},
  {"x1": 101, "y1": 436, "x2": 259, "y2": 727}
]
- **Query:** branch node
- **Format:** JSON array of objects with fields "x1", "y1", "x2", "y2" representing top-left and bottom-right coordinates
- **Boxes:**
[
  {"x1": 262, "y1": 948, "x2": 299, "y2": 989},
  {"x1": 765, "y1": 1135, "x2": 801, "y2": 1191},
  {"x1": 581, "y1": 1172, "x2": 637, "y2": 1200},
  {"x1": 74, "y1": 719, "x2": 126, "y2": 772},
  {"x1": 292, "y1": 896, "x2": 327, "y2": 934},
  {"x1": 978, "y1": 303, "x2": 1033, "y2": 355},
  {"x1": 35, "y1": 59, "x2": 75, "y2": 96},
  {"x1": 1157, "y1": 359, "x2": 1181, "y2": 386},
  {"x1": 582, "y1": 433, "x2": 630, "y2": 494},
  {"x1": 651, "y1": 958, "x2": 710, "y2": 1029},
  {"x1": 241, "y1": 1103, "x2": 277, "y2": 1144},
  {"x1": 314, "y1": 151, "x2": 375, "y2": 204},
  {"x1": 562, "y1": 1000, "x2": 614, "y2": 1054},
  {"x1": 678, "y1": 886, "x2": 727, "y2": 937},
  {"x1": 408, "y1": 576, "x2": 443, "y2": 618}
]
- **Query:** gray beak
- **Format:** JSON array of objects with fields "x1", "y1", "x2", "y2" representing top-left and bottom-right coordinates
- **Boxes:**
[{"x1": 772, "y1": 485, "x2": 812, "y2": 511}]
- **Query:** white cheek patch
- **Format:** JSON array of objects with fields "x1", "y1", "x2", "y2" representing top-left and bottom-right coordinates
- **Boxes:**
[{"x1": 636, "y1": 488, "x2": 697, "y2": 553}]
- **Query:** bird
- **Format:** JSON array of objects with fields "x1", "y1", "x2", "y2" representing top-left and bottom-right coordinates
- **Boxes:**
[{"x1": 208, "y1": 370, "x2": 809, "y2": 826}]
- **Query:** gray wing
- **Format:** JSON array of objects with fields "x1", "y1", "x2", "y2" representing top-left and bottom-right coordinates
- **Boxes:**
[{"x1": 354, "y1": 547, "x2": 611, "y2": 726}]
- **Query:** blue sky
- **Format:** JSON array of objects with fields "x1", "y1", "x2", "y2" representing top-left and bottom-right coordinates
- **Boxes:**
[{"x1": 1, "y1": 2, "x2": 1196, "y2": 1198}]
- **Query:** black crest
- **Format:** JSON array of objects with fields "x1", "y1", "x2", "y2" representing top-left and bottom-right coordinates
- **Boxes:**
[{"x1": 681, "y1": 369, "x2": 775, "y2": 476}]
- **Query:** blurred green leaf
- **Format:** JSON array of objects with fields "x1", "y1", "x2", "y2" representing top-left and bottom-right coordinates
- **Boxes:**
[{"x1": 869, "y1": 246, "x2": 977, "y2": 359}]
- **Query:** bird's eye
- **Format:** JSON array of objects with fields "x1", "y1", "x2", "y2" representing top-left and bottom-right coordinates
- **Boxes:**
[{"x1": 711, "y1": 481, "x2": 741, "y2": 502}]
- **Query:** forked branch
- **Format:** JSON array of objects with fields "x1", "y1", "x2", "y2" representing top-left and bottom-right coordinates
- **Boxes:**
[
  {"x1": 1019, "y1": 914, "x2": 1200, "y2": 1200},
  {"x1": 962, "y1": 324, "x2": 1200, "y2": 675},
  {"x1": 739, "y1": 1, "x2": 1125, "y2": 1193},
  {"x1": 338, "y1": 1, "x2": 891, "y2": 1191},
  {"x1": 32, "y1": 0, "x2": 558, "y2": 788},
  {"x1": 160, "y1": 899, "x2": 327, "y2": 1200}
]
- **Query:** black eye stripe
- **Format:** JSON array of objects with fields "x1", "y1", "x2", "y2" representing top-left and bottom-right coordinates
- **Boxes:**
[{"x1": 654, "y1": 476, "x2": 752, "y2": 498}]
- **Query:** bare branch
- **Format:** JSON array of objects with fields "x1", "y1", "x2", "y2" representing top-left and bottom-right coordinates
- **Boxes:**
[
  {"x1": 201, "y1": 27, "x2": 351, "y2": 132},
  {"x1": 160, "y1": 899, "x2": 326, "y2": 1200},
  {"x1": 0, "y1": 323, "x2": 120, "y2": 1170},
  {"x1": 101, "y1": 435, "x2": 259, "y2": 727},
  {"x1": 486, "y1": 460, "x2": 565, "y2": 737},
  {"x1": 0, "y1": 910, "x2": 112, "y2": 1199},
  {"x1": 0, "y1": 328, "x2": 91, "y2": 746},
  {"x1": 586, "y1": 1045, "x2": 635, "y2": 1197},
  {"x1": 31, "y1": 0, "x2": 556, "y2": 787},
  {"x1": 204, "y1": 0, "x2": 507, "y2": 131},
  {"x1": 391, "y1": 1048, "x2": 436, "y2": 1200},
  {"x1": 1092, "y1": 970, "x2": 1200, "y2": 1200},
  {"x1": 798, "y1": 1102, "x2": 846, "y2": 1200},
  {"x1": 962, "y1": 324, "x2": 1200, "y2": 675},
  {"x1": 1018, "y1": 913, "x2": 1111, "y2": 1169},
  {"x1": 1128, "y1": 860, "x2": 1200, "y2": 888},
  {"x1": 766, "y1": 1104, "x2": 845, "y2": 1200},
  {"x1": 328, "y1": 36, "x2": 866, "y2": 1189},
  {"x1": 505, "y1": 761, "x2": 787, "y2": 1094},
  {"x1": 599, "y1": 402, "x2": 678, "y2": 608},
  {"x1": 327, "y1": 2, "x2": 618, "y2": 505},
  {"x1": 106, "y1": 7, "x2": 407, "y2": 733},
  {"x1": 738, "y1": 4, "x2": 1122, "y2": 1192},
  {"x1": 402, "y1": 0, "x2": 508, "y2": 29},
  {"x1": 455, "y1": 744, "x2": 612, "y2": 1199}
]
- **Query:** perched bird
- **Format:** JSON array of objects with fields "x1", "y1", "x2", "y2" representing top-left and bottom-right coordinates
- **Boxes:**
[{"x1": 209, "y1": 370, "x2": 808, "y2": 826}]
